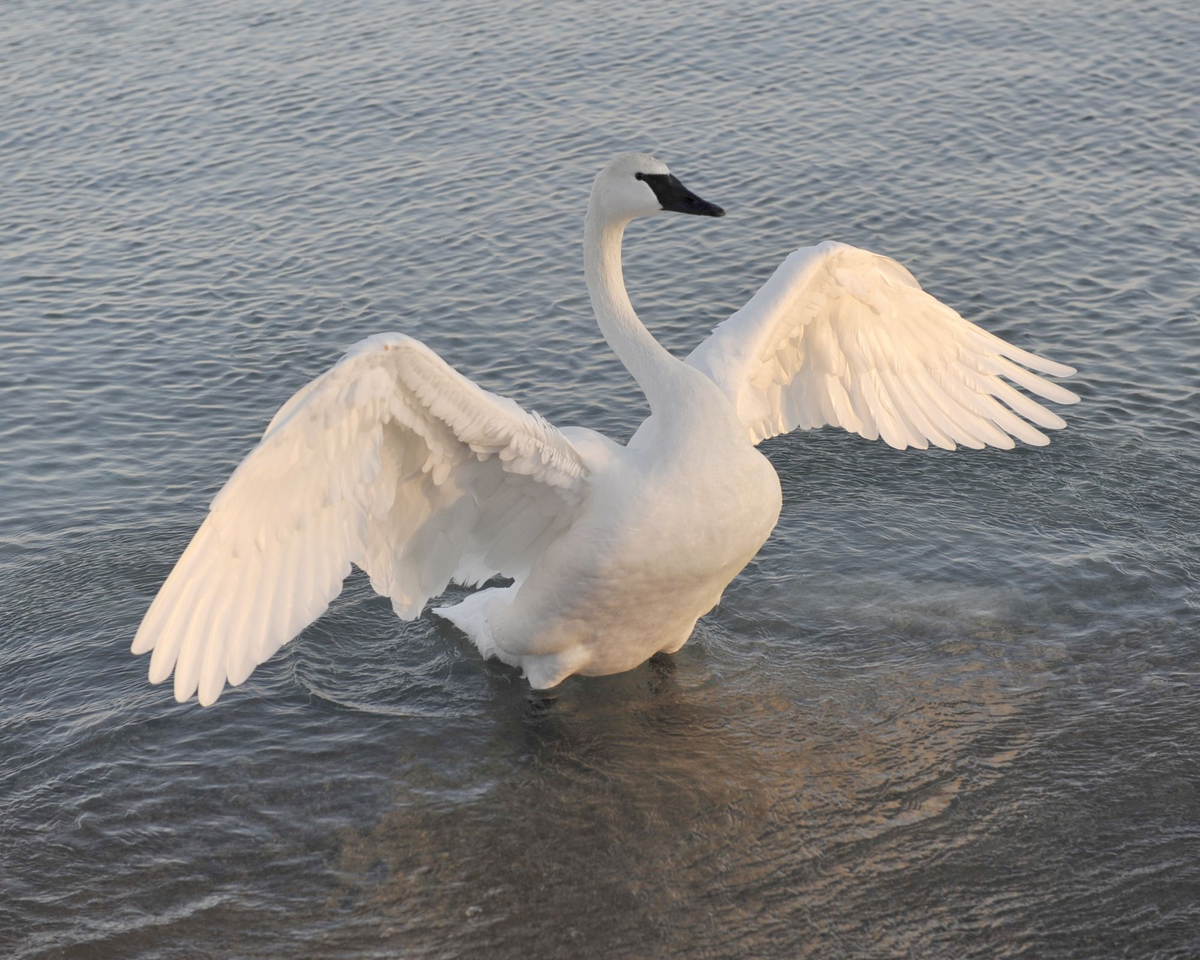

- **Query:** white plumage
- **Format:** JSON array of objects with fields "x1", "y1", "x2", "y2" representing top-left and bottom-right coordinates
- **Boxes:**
[
  {"x1": 687, "y1": 241, "x2": 1077, "y2": 449},
  {"x1": 133, "y1": 153, "x2": 1078, "y2": 705}
]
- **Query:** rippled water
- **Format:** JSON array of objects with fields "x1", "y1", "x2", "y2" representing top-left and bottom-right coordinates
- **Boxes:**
[{"x1": 3, "y1": 0, "x2": 1198, "y2": 956}]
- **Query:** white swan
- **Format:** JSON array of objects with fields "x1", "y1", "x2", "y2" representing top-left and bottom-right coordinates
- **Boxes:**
[{"x1": 132, "y1": 152, "x2": 1079, "y2": 705}]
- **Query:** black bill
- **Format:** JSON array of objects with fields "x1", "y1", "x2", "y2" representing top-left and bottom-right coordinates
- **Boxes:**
[{"x1": 636, "y1": 172, "x2": 725, "y2": 217}]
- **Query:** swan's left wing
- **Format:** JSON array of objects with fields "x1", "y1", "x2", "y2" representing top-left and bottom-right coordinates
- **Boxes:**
[
  {"x1": 686, "y1": 241, "x2": 1078, "y2": 449},
  {"x1": 132, "y1": 333, "x2": 588, "y2": 706}
]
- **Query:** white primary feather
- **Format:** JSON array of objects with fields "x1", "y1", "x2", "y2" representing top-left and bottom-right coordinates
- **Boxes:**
[
  {"x1": 132, "y1": 333, "x2": 587, "y2": 705},
  {"x1": 687, "y1": 241, "x2": 1079, "y2": 449}
]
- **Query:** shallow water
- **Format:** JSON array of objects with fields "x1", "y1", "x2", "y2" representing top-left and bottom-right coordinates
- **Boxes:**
[{"x1": 2, "y1": 0, "x2": 1199, "y2": 956}]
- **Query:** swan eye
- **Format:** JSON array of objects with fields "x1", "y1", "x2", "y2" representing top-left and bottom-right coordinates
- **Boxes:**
[{"x1": 634, "y1": 172, "x2": 647, "y2": 181}]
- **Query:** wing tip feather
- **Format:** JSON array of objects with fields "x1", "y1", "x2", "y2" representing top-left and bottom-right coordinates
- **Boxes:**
[{"x1": 130, "y1": 627, "x2": 154, "y2": 656}]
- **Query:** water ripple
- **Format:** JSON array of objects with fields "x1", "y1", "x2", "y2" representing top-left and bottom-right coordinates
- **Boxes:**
[{"x1": 2, "y1": 0, "x2": 1199, "y2": 957}]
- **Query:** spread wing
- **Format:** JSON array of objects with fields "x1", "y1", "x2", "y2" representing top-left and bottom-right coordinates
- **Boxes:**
[
  {"x1": 132, "y1": 333, "x2": 588, "y2": 705},
  {"x1": 686, "y1": 241, "x2": 1079, "y2": 449}
]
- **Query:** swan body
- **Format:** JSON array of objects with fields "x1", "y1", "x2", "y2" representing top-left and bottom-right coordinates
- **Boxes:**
[
  {"x1": 438, "y1": 381, "x2": 783, "y2": 688},
  {"x1": 132, "y1": 152, "x2": 1078, "y2": 705}
]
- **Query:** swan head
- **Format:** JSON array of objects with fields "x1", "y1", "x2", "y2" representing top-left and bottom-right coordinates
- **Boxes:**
[{"x1": 590, "y1": 152, "x2": 724, "y2": 222}]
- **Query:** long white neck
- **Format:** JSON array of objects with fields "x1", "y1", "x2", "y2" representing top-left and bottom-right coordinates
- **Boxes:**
[{"x1": 584, "y1": 204, "x2": 681, "y2": 413}]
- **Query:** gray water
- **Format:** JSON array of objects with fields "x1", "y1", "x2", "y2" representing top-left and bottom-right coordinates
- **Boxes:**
[{"x1": 2, "y1": 0, "x2": 1198, "y2": 957}]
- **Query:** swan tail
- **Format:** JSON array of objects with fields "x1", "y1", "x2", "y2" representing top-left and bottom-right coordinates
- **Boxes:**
[{"x1": 432, "y1": 587, "x2": 514, "y2": 664}]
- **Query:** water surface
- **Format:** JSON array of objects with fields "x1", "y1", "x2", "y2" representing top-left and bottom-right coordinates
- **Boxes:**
[{"x1": 2, "y1": 1, "x2": 1198, "y2": 957}]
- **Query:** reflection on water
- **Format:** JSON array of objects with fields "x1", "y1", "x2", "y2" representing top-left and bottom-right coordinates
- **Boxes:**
[
  {"x1": 333, "y1": 651, "x2": 1031, "y2": 957},
  {"x1": 312, "y1": 600, "x2": 1063, "y2": 956},
  {"x1": 2, "y1": 0, "x2": 1199, "y2": 956}
]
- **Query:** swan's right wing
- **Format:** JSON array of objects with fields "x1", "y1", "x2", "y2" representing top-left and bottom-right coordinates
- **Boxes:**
[
  {"x1": 687, "y1": 241, "x2": 1078, "y2": 448},
  {"x1": 132, "y1": 334, "x2": 588, "y2": 706}
]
